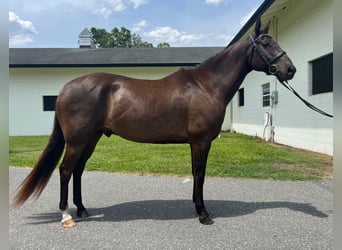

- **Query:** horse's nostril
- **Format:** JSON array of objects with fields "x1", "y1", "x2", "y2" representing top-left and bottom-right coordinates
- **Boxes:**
[{"x1": 287, "y1": 66, "x2": 296, "y2": 76}]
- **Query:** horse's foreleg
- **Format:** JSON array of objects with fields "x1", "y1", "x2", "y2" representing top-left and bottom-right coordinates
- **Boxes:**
[
  {"x1": 73, "y1": 132, "x2": 102, "y2": 218},
  {"x1": 190, "y1": 141, "x2": 214, "y2": 225}
]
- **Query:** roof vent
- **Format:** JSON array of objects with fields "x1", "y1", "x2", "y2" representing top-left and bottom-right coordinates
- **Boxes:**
[{"x1": 78, "y1": 28, "x2": 95, "y2": 48}]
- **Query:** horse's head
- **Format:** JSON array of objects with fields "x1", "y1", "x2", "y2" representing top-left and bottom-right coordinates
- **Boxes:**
[{"x1": 248, "y1": 18, "x2": 296, "y2": 82}]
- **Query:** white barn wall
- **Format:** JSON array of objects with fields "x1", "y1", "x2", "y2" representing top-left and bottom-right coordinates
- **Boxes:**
[
  {"x1": 231, "y1": 73, "x2": 277, "y2": 138},
  {"x1": 230, "y1": 0, "x2": 333, "y2": 155},
  {"x1": 9, "y1": 67, "x2": 180, "y2": 136}
]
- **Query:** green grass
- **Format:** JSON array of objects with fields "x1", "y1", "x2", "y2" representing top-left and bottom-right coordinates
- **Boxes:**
[{"x1": 9, "y1": 133, "x2": 332, "y2": 180}]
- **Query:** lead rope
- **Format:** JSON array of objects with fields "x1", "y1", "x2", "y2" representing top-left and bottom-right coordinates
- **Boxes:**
[
  {"x1": 249, "y1": 34, "x2": 333, "y2": 118},
  {"x1": 279, "y1": 80, "x2": 333, "y2": 118}
]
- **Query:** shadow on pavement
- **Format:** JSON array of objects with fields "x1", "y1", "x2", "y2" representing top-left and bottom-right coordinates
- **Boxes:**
[{"x1": 25, "y1": 199, "x2": 330, "y2": 225}]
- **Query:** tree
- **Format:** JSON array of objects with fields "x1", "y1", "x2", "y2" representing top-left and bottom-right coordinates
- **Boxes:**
[
  {"x1": 90, "y1": 27, "x2": 154, "y2": 48},
  {"x1": 157, "y1": 42, "x2": 170, "y2": 48},
  {"x1": 90, "y1": 28, "x2": 112, "y2": 48},
  {"x1": 132, "y1": 33, "x2": 153, "y2": 48},
  {"x1": 111, "y1": 27, "x2": 132, "y2": 47}
]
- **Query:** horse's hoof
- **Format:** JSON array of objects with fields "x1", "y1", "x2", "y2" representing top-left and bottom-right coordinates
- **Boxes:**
[
  {"x1": 77, "y1": 209, "x2": 90, "y2": 218},
  {"x1": 199, "y1": 216, "x2": 214, "y2": 225},
  {"x1": 61, "y1": 218, "x2": 76, "y2": 228}
]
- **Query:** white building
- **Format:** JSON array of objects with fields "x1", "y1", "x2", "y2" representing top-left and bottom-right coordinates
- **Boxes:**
[{"x1": 9, "y1": 0, "x2": 333, "y2": 155}]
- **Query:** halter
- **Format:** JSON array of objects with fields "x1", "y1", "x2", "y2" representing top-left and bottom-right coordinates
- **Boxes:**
[
  {"x1": 248, "y1": 34, "x2": 333, "y2": 118},
  {"x1": 249, "y1": 34, "x2": 287, "y2": 75}
]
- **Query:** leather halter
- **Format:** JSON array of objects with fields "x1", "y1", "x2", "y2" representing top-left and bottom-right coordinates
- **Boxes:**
[
  {"x1": 248, "y1": 34, "x2": 333, "y2": 118},
  {"x1": 249, "y1": 34, "x2": 287, "y2": 75}
]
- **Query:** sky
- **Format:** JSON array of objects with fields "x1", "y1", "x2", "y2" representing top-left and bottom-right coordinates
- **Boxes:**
[{"x1": 9, "y1": 0, "x2": 264, "y2": 48}]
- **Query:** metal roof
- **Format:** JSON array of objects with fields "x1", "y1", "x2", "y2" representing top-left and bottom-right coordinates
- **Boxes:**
[{"x1": 9, "y1": 47, "x2": 224, "y2": 68}]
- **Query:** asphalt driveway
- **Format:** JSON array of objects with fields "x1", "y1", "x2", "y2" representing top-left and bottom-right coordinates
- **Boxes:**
[{"x1": 9, "y1": 167, "x2": 333, "y2": 249}]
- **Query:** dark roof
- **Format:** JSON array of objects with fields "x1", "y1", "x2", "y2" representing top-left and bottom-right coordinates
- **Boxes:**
[{"x1": 9, "y1": 47, "x2": 224, "y2": 68}]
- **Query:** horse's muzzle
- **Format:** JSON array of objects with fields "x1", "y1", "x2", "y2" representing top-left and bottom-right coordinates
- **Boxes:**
[{"x1": 273, "y1": 64, "x2": 296, "y2": 82}]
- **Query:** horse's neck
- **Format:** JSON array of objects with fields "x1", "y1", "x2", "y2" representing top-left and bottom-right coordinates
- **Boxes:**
[{"x1": 194, "y1": 39, "x2": 251, "y2": 105}]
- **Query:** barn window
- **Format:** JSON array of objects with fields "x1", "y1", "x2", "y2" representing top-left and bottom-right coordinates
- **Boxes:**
[
  {"x1": 262, "y1": 83, "x2": 270, "y2": 107},
  {"x1": 43, "y1": 96, "x2": 57, "y2": 111},
  {"x1": 238, "y1": 88, "x2": 244, "y2": 107},
  {"x1": 310, "y1": 53, "x2": 333, "y2": 95}
]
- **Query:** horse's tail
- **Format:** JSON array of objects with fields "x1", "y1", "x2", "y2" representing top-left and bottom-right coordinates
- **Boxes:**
[{"x1": 12, "y1": 115, "x2": 65, "y2": 207}]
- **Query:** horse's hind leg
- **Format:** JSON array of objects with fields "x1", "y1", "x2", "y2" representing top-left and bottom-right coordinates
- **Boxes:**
[
  {"x1": 59, "y1": 144, "x2": 87, "y2": 227},
  {"x1": 73, "y1": 132, "x2": 102, "y2": 218}
]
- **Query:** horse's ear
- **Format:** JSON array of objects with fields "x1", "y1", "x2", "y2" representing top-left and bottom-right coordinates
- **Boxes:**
[
  {"x1": 263, "y1": 20, "x2": 271, "y2": 34},
  {"x1": 254, "y1": 17, "x2": 261, "y2": 37}
]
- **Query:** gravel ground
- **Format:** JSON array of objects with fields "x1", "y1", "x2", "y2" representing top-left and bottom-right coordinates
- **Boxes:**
[{"x1": 9, "y1": 167, "x2": 333, "y2": 250}]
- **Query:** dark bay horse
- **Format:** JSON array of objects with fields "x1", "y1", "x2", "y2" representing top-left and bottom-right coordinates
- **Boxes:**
[{"x1": 13, "y1": 19, "x2": 296, "y2": 226}]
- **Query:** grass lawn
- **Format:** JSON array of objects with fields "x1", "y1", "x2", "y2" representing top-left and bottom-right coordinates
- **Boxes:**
[{"x1": 9, "y1": 132, "x2": 332, "y2": 180}]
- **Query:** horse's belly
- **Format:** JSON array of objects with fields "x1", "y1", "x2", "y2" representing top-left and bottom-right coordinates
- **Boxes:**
[{"x1": 107, "y1": 117, "x2": 188, "y2": 143}]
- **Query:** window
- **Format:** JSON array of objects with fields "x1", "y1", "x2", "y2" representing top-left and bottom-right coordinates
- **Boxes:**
[
  {"x1": 238, "y1": 88, "x2": 244, "y2": 107},
  {"x1": 43, "y1": 96, "x2": 57, "y2": 111},
  {"x1": 262, "y1": 83, "x2": 270, "y2": 107},
  {"x1": 311, "y1": 53, "x2": 333, "y2": 95}
]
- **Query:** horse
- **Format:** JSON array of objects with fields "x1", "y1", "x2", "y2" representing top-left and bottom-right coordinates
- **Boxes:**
[{"x1": 13, "y1": 18, "x2": 296, "y2": 227}]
